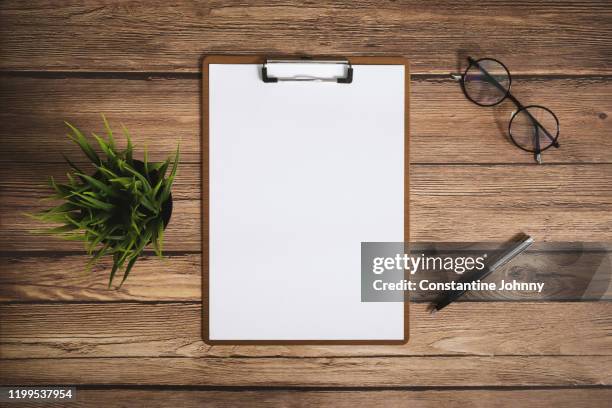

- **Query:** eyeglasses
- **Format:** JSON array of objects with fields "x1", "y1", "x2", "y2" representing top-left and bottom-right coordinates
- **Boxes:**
[{"x1": 451, "y1": 57, "x2": 560, "y2": 164}]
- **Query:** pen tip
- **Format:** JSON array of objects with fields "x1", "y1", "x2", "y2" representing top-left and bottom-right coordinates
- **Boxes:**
[{"x1": 428, "y1": 305, "x2": 438, "y2": 316}]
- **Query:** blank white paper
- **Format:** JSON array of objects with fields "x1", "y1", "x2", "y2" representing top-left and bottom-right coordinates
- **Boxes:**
[{"x1": 208, "y1": 63, "x2": 405, "y2": 340}]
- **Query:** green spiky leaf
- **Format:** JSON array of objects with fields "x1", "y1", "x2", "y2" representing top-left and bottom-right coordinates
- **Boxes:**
[
  {"x1": 160, "y1": 145, "x2": 179, "y2": 203},
  {"x1": 118, "y1": 256, "x2": 139, "y2": 288},
  {"x1": 65, "y1": 122, "x2": 100, "y2": 165},
  {"x1": 121, "y1": 124, "x2": 134, "y2": 165},
  {"x1": 101, "y1": 114, "x2": 116, "y2": 149}
]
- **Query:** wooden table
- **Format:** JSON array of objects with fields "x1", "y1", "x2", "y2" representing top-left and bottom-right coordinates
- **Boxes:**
[{"x1": 1, "y1": 1, "x2": 611, "y2": 406}]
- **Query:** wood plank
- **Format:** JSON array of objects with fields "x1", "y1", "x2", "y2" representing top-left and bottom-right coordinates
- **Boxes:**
[
  {"x1": 0, "y1": 253, "x2": 201, "y2": 301},
  {"x1": 0, "y1": 199, "x2": 201, "y2": 251},
  {"x1": 412, "y1": 77, "x2": 612, "y2": 164},
  {"x1": 409, "y1": 164, "x2": 612, "y2": 242},
  {"x1": 0, "y1": 162, "x2": 199, "y2": 252},
  {"x1": 2, "y1": 303, "x2": 611, "y2": 358},
  {"x1": 0, "y1": 1, "x2": 610, "y2": 74},
  {"x1": 10, "y1": 389, "x2": 612, "y2": 408},
  {"x1": 2, "y1": 251, "x2": 610, "y2": 302},
  {"x1": 2, "y1": 163, "x2": 610, "y2": 250},
  {"x1": 1, "y1": 76, "x2": 610, "y2": 164},
  {"x1": 1, "y1": 356, "x2": 610, "y2": 387},
  {"x1": 0, "y1": 75, "x2": 199, "y2": 162},
  {"x1": 0, "y1": 163, "x2": 199, "y2": 202}
]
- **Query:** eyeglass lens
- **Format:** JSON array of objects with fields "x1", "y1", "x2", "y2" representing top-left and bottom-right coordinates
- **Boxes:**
[
  {"x1": 463, "y1": 59, "x2": 510, "y2": 106},
  {"x1": 509, "y1": 106, "x2": 559, "y2": 152}
]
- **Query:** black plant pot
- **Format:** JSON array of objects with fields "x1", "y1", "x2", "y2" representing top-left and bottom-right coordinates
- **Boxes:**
[
  {"x1": 160, "y1": 191, "x2": 173, "y2": 228},
  {"x1": 89, "y1": 160, "x2": 173, "y2": 232}
]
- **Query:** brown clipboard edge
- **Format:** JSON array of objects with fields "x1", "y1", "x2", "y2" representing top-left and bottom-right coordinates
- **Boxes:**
[{"x1": 202, "y1": 55, "x2": 410, "y2": 345}]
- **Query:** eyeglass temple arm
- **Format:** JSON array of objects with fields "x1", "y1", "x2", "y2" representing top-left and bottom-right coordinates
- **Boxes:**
[
  {"x1": 534, "y1": 123, "x2": 542, "y2": 164},
  {"x1": 468, "y1": 57, "x2": 560, "y2": 149},
  {"x1": 467, "y1": 57, "x2": 509, "y2": 96}
]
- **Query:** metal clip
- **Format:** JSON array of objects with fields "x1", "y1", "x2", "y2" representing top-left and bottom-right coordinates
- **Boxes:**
[{"x1": 262, "y1": 59, "x2": 353, "y2": 84}]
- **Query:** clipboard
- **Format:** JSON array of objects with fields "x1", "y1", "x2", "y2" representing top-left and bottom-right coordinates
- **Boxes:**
[{"x1": 202, "y1": 55, "x2": 410, "y2": 344}]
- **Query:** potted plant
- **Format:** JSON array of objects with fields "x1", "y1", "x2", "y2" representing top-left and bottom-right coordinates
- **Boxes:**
[{"x1": 31, "y1": 116, "x2": 179, "y2": 288}]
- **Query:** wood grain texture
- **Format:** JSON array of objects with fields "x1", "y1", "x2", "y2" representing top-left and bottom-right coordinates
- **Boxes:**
[
  {"x1": 1, "y1": 355, "x2": 611, "y2": 387},
  {"x1": 0, "y1": 75, "x2": 200, "y2": 162},
  {"x1": 0, "y1": 253, "x2": 201, "y2": 301},
  {"x1": 0, "y1": 199, "x2": 201, "y2": 251},
  {"x1": 0, "y1": 163, "x2": 199, "y2": 202},
  {"x1": 1, "y1": 76, "x2": 610, "y2": 164},
  {"x1": 9, "y1": 389, "x2": 612, "y2": 408},
  {"x1": 0, "y1": 1, "x2": 610, "y2": 74},
  {"x1": 0, "y1": 160, "x2": 199, "y2": 250},
  {"x1": 2, "y1": 302, "x2": 611, "y2": 358},
  {"x1": 409, "y1": 164, "x2": 612, "y2": 242},
  {"x1": 3, "y1": 163, "x2": 610, "y2": 249},
  {"x1": 1, "y1": 251, "x2": 610, "y2": 302}
]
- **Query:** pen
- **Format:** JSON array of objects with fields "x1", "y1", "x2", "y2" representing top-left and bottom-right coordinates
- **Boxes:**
[{"x1": 429, "y1": 234, "x2": 534, "y2": 314}]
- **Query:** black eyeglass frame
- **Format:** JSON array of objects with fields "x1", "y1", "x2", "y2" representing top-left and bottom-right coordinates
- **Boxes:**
[{"x1": 456, "y1": 56, "x2": 560, "y2": 160}]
